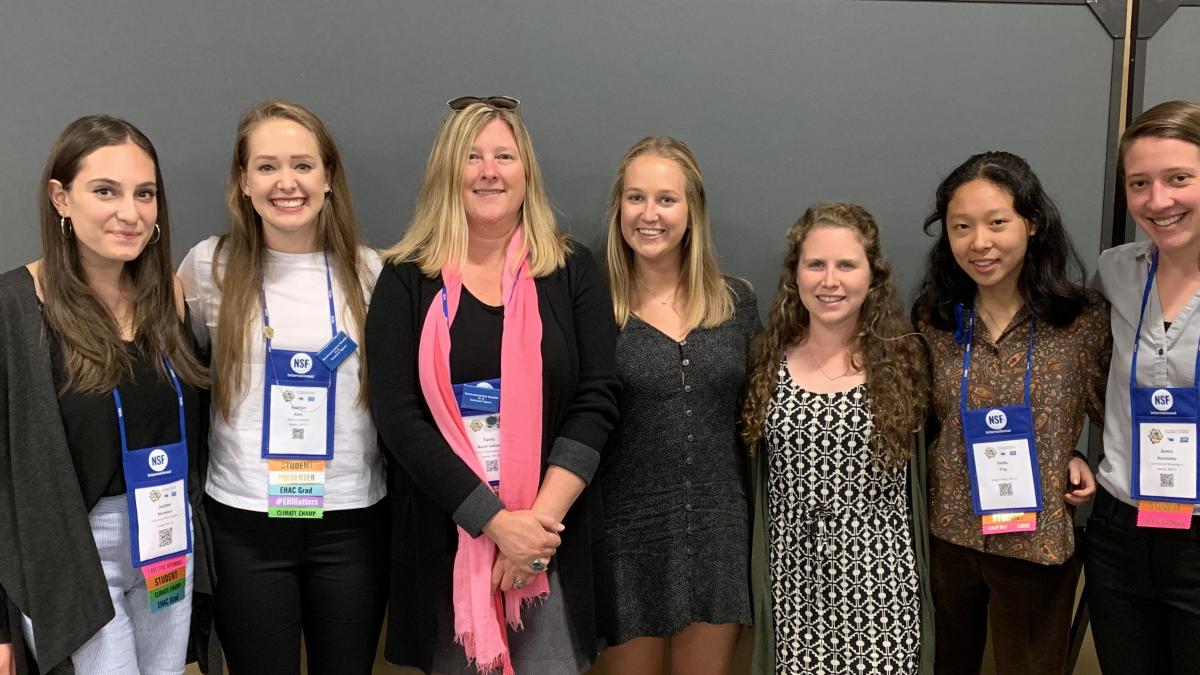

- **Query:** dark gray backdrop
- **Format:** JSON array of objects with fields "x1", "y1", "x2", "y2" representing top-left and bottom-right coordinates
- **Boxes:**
[
  {"x1": 1143, "y1": 6, "x2": 1200, "y2": 107},
  {"x1": 1, "y1": 1, "x2": 1117, "y2": 301}
]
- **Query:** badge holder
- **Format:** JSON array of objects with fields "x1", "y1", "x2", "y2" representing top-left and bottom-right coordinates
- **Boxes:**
[
  {"x1": 1128, "y1": 251, "x2": 1199, "y2": 529},
  {"x1": 117, "y1": 357, "x2": 192, "y2": 613},
  {"x1": 259, "y1": 255, "x2": 358, "y2": 518},
  {"x1": 958, "y1": 308, "x2": 1044, "y2": 535},
  {"x1": 455, "y1": 379, "x2": 501, "y2": 494}
]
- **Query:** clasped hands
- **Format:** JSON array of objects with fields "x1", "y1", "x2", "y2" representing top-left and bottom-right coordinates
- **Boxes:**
[{"x1": 482, "y1": 509, "x2": 563, "y2": 593}]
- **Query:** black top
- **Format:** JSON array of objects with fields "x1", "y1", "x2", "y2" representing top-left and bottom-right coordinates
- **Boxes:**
[
  {"x1": 52, "y1": 339, "x2": 201, "y2": 510},
  {"x1": 365, "y1": 244, "x2": 620, "y2": 672},
  {"x1": 449, "y1": 287, "x2": 502, "y2": 384}
]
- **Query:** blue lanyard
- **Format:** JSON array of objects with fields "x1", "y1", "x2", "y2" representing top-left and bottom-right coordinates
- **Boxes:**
[
  {"x1": 959, "y1": 308, "x2": 1036, "y2": 412},
  {"x1": 261, "y1": 253, "x2": 338, "y2": 352},
  {"x1": 438, "y1": 267, "x2": 524, "y2": 322},
  {"x1": 1130, "y1": 249, "x2": 1200, "y2": 391},
  {"x1": 113, "y1": 356, "x2": 186, "y2": 453}
]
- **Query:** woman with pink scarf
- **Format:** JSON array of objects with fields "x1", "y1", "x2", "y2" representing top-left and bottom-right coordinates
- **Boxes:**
[{"x1": 366, "y1": 97, "x2": 620, "y2": 675}]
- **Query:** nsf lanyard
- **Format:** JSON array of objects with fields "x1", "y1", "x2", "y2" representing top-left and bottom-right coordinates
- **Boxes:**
[
  {"x1": 1129, "y1": 249, "x2": 1200, "y2": 504},
  {"x1": 114, "y1": 356, "x2": 193, "y2": 570},
  {"x1": 440, "y1": 283, "x2": 504, "y2": 494},
  {"x1": 959, "y1": 308, "x2": 1044, "y2": 519},
  {"x1": 1130, "y1": 250, "x2": 1200, "y2": 394},
  {"x1": 960, "y1": 309, "x2": 1035, "y2": 413},
  {"x1": 259, "y1": 254, "x2": 344, "y2": 461},
  {"x1": 262, "y1": 253, "x2": 338, "y2": 350}
]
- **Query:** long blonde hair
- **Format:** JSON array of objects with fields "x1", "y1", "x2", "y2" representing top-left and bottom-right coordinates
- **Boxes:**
[
  {"x1": 211, "y1": 99, "x2": 373, "y2": 418},
  {"x1": 740, "y1": 203, "x2": 928, "y2": 469},
  {"x1": 382, "y1": 102, "x2": 567, "y2": 276},
  {"x1": 40, "y1": 115, "x2": 207, "y2": 393},
  {"x1": 603, "y1": 136, "x2": 735, "y2": 330}
]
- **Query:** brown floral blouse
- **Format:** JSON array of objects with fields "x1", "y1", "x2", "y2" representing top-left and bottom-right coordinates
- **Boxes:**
[{"x1": 919, "y1": 290, "x2": 1111, "y2": 565}]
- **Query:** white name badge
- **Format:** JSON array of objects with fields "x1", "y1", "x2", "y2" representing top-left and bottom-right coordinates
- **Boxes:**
[
  {"x1": 970, "y1": 437, "x2": 1039, "y2": 512},
  {"x1": 267, "y1": 384, "x2": 330, "y2": 456},
  {"x1": 132, "y1": 478, "x2": 189, "y2": 561},
  {"x1": 464, "y1": 412, "x2": 501, "y2": 492},
  {"x1": 1137, "y1": 421, "x2": 1198, "y2": 499}
]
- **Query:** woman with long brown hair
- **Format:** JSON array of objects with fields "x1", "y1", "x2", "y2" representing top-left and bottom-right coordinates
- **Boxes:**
[
  {"x1": 0, "y1": 115, "x2": 208, "y2": 674},
  {"x1": 178, "y1": 99, "x2": 386, "y2": 674},
  {"x1": 742, "y1": 203, "x2": 933, "y2": 675}
]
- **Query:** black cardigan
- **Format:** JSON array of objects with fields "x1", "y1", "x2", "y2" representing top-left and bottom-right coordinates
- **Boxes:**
[
  {"x1": 0, "y1": 267, "x2": 220, "y2": 675},
  {"x1": 365, "y1": 243, "x2": 620, "y2": 671}
]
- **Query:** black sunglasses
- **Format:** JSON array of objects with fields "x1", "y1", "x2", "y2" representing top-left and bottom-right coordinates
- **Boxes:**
[{"x1": 446, "y1": 96, "x2": 521, "y2": 112}]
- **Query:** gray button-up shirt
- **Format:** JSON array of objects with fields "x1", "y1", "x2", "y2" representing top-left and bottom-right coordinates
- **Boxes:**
[{"x1": 1096, "y1": 240, "x2": 1200, "y2": 514}]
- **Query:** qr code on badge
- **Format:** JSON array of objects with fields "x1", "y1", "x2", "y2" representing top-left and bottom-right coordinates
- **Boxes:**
[
  {"x1": 292, "y1": 428, "x2": 304, "y2": 440},
  {"x1": 485, "y1": 459, "x2": 500, "y2": 473},
  {"x1": 1161, "y1": 473, "x2": 1175, "y2": 489},
  {"x1": 999, "y1": 483, "x2": 1013, "y2": 497},
  {"x1": 158, "y1": 528, "x2": 173, "y2": 548}
]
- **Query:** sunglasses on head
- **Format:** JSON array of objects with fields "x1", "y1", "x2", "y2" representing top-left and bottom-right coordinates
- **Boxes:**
[{"x1": 446, "y1": 96, "x2": 521, "y2": 112}]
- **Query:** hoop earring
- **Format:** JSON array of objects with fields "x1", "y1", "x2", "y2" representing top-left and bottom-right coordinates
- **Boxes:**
[
  {"x1": 149, "y1": 223, "x2": 161, "y2": 244},
  {"x1": 60, "y1": 216, "x2": 73, "y2": 239}
]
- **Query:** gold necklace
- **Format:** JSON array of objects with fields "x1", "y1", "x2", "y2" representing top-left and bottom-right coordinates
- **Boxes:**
[
  {"x1": 636, "y1": 276, "x2": 680, "y2": 312},
  {"x1": 804, "y1": 342, "x2": 851, "y2": 381}
]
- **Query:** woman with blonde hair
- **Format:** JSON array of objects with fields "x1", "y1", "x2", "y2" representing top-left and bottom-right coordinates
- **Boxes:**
[
  {"x1": 178, "y1": 99, "x2": 386, "y2": 674},
  {"x1": 742, "y1": 203, "x2": 933, "y2": 674},
  {"x1": 0, "y1": 115, "x2": 209, "y2": 675},
  {"x1": 599, "y1": 136, "x2": 755, "y2": 675},
  {"x1": 366, "y1": 97, "x2": 619, "y2": 674},
  {"x1": 1088, "y1": 99, "x2": 1200, "y2": 672}
]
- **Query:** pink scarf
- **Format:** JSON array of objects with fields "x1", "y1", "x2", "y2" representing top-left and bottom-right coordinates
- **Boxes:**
[{"x1": 417, "y1": 225, "x2": 547, "y2": 675}]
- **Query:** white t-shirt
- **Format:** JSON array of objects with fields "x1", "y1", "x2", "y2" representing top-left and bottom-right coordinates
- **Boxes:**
[{"x1": 178, "y1": 236, "x2": 386, "y2": 512}]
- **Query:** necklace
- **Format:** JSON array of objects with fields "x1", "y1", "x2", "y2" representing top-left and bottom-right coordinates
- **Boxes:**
[
  {"x1": 804, "y1": 342, "x2": 851, "y2": 381},
  {"x1": 636, "y1": 276, "x2": 680, "y2": 311}
]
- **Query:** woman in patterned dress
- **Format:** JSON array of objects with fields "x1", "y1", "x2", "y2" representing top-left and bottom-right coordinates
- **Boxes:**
[
  {"x1": 741, "y1": 202, "x2": 934, "y2": 674},
  {"x1": 599, "y1": 136, "x2": 756, "y2": 675}
]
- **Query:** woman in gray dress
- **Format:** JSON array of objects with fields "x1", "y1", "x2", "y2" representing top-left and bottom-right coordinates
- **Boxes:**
[{"x1": 600, "y1": 136, "x2": 756, "y2": 675}]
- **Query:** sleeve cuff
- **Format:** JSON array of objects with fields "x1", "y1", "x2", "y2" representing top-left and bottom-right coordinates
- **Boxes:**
[
  {"x1": 452, "y1": 482, "x2": 506, "y2": 538},
  {"x1": 547, "y1": 436, "x2": 600, "y2": 485}
]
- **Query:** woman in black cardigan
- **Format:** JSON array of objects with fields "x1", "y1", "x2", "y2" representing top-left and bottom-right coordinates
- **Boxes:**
[{"x1": 366, "y1": 97, "x2": 619, "y2": 674}]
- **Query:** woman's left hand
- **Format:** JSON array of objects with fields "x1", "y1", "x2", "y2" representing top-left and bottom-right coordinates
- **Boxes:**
[
  {"x1": 1064, "y1": 456, "x2": 1097, "y2": 506},
  {"x1": 491, "y1": 554, "x2": 546, "y2": 593}
]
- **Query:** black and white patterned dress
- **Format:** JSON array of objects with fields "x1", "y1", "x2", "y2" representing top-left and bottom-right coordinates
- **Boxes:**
[{"x1": 764, "y1": 360, "x2": 920, "y2": 674}]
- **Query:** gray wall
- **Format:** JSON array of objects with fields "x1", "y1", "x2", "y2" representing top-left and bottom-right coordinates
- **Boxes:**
[
  {"x1": 1, "y1": 1, "x2": 1116, "y2": 302},
  {"x1": 1143, "y1": 6, "x2": 1200, "y2": 108}
]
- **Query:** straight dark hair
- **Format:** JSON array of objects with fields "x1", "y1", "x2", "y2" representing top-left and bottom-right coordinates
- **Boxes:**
[
  {"x1": 912, "y1": 151, "x2": 1087, "y2": 331},
  {"x1": 40, "y1": 114, "x2": 207, "y2": 392}
]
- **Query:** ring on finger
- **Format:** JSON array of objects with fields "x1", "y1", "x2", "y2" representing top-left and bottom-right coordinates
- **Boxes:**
[
  {"x1": 514, "y1": 578, "x2": 527, "y2": 589},
  {"x1": 529, "y1": 558, "x2": 547, "y2": 572}
]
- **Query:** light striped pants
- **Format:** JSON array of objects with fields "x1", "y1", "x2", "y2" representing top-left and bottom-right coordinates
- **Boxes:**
[{"x1": 23, "y1": 495, "x2": 193, "y2": 675}]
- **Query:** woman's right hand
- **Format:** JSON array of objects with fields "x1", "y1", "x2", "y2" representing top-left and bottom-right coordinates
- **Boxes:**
[
  {"x1": 482, "y1": 509, "x2": 562, "y2": 569},
  {"x1": 0, "y1": 643, "x2": 15, "y2": 675}
]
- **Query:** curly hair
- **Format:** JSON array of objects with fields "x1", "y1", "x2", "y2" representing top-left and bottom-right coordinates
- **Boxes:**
[
  {"x1": 911, "y1": 151, "x2": 1087, "y2": 331},
  {"x1": 740, "y1": 203, "x2": 929, "y2": 469}
]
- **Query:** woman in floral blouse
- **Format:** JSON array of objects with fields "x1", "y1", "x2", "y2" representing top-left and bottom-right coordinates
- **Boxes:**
[{"x1": 912, "y1": 151, "x2": 1110, "y2": 674}]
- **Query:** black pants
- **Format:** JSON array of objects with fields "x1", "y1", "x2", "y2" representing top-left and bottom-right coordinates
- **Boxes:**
[
  {"x1": 930, "y1": 536, "x2": 1080, "y2": 675},
  {"x1": 1085, "y1": 486, "x2": 1200, "y2": 675},
  {"x1": 207, "y1": 496, "x2": 389, "y2": 675}
]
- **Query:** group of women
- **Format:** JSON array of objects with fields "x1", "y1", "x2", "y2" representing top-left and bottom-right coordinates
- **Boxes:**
[{"x1": 0, "y1": 96, "x2": 1196, "y2": 675}]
